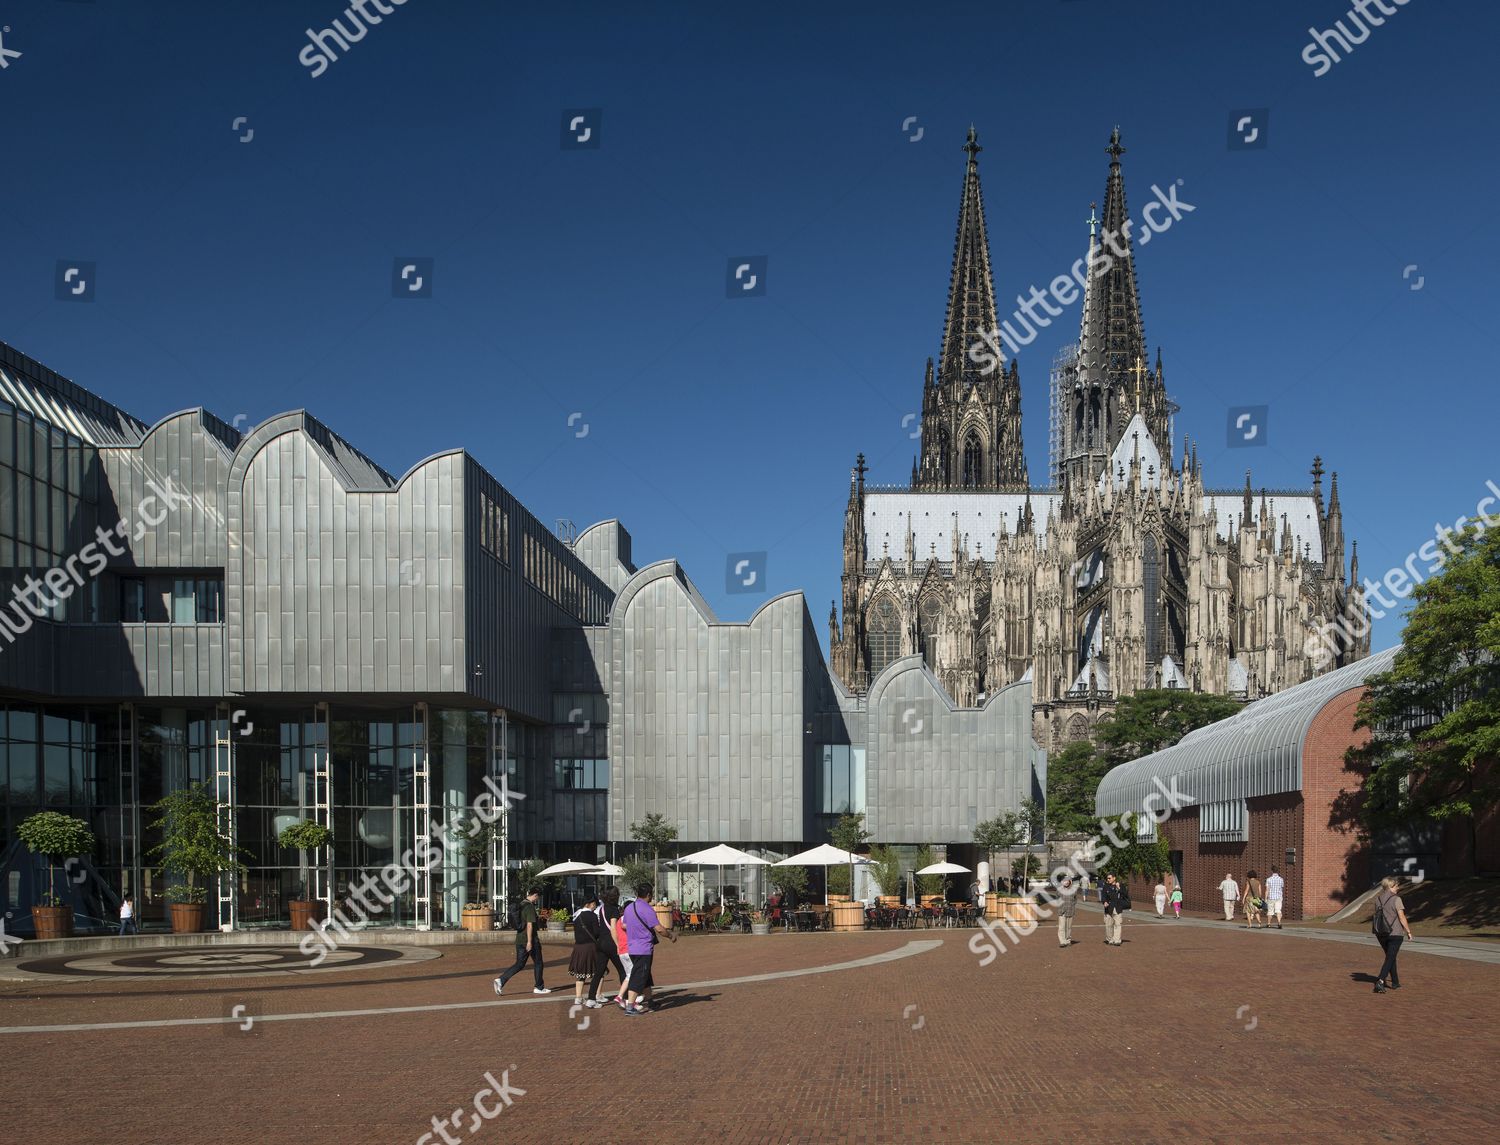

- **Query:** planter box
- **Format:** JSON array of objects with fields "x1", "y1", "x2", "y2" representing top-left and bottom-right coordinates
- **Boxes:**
[
  {"x1": 288, "y1": 900, "x2": 322, "y2": 932},
  {"x1": 750, "y1": 921, "x2": 772, "y2": 935},
  {"x1": 877, "y1": 895, "x2": 903, "y2": 908},
  {"x1": 169, "y1": 902, "x2": 206, "y2": 934},
  {"x1": 31, "y1": 904, "x2": 72, "y2": 940},
  {"x1": 461, "y1": 908, "x2": 494, "y2": 933},
  {"x1": 830, "y1": 901, "x2": 864, "y2": 932},
  {"x1": 988, "y1": 897, "x2": 1040, "y2": 924},
  {"x1": 546, "y1": 920, "x2": 566, "y2": 934},
  {"x1": 654, "y1": 904, "x2": 673, "y2": 929}
]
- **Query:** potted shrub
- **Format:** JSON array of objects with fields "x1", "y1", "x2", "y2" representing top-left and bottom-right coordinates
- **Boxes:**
[
  {"x1": 750, "y1": 909, "x2": 771, "y2": 936},
  {"x1": 148, "y1": 784, "x2": 250, "y2": 934},
  {"x1": 277, "y1": 820, "x2": 334, "y2": 931},
  {"x1": 454, "y1": 814, "x2": 503, "y2": 932},
  {"x1": 870, "y1": 845, "x2": 905, "y2": 907},
  {"x1": 545, "y1": 906, "x2": 568, "y2": 934},
  {"x1": 16, "y1": 811, "x2": 96, "y2": 940}
]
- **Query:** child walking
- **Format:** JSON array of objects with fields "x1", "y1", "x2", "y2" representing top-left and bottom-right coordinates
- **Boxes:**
[{"x1": 1169, "y1": 886, "x2": 1183, "y2": 918}]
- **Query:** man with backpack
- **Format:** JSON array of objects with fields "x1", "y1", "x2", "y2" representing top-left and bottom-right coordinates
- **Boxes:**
[
  {"x1": 493, "y1": 888, "x2": 551, "y2": 996},
  {"x1": 1371, "y1": 876, "x2": 1414, "y2": 994},
  {"x1": 1101, "y1": 872, "x2": 1131, "y2": 946}
]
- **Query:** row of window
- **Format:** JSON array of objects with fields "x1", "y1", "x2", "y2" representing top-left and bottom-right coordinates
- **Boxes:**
[
  {"x1": 554, "y1": 759, "x2": 609, "y2": 791},
  {"x1": 521, "y1": 527, "x2": 608, "y2": 624},
  {"x1": 120, "y1": 576, "x2": 224, "y2": 624},
  {"x1": 477, "y1": 491, "x2": 510, "y2": 564}
]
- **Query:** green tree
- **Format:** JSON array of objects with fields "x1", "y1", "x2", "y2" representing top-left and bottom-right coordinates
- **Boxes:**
[
  {"x1": 1098, "y1": 815, "x2": 1171, "y2": 881},
  {"x1": 830, "y1": 812, "x2": 872, "y2": 900},
  {"x1": 146, "y1": 784, "x2": 251, "y2": 903},
  {"x1": 974, "y1": 812, "x2": 1025, "y2": 891},
  {"x1": 774, "y1": 865, "x2": 810, "y2": 901},
  {"x1": 628, "y1": 812, "x2": 680, "y2": 889},
  {"x1": 868, "y1": 845, "x2": 904, "y2": 896},
  {"x1": 16, "y1": 812, "x2": 96, "y2": 907},
  {"x1": 618, "y1": 855, "x2": 655, "y2": 894},
  {"x1": 1047, "y1": 740, "x2": 1109, "y2": 833},
  {"x1": 1094, "y1": 689, "x2": 1243, "y2": 768},
  {"x1": 912, "y1": 845, "x2": 944, "y2": 898},
  {"x1": 1348, "y1": 524, "x2": 1500, "y2": 862},
  {"x1": 452, "y1": 814, "x2": 505, "y2": 903}
]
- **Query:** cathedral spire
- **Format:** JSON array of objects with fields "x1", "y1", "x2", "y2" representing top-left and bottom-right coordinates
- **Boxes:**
[{"x1": 937, "y1": 126, "x2": 1000, "y2": 390}]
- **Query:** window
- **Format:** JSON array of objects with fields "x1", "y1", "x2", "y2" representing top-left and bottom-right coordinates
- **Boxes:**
[
  {"x1": 1199, "y1": 799, "x2": 1248, "y2": 843},
  {"x1": 818, "y1": 745, "x2": 866, "y2": 814},
  {"x1": 867, "y1": 597, "x2": 900, "y2": 679},
  {"x1": 477, "y1": 491, "x2": 509, "y2": 564},
  {"x1": 121, "y1": 577, "x2": 146, "y2": 622},
  {"x1": 962, "y1": 431, "x2": 983, "y2": 487},
  {"x1": 554, "y1": 759, "x2": 608, "y2": 790}
]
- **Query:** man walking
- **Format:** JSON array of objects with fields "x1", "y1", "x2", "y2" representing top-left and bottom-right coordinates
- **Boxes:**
[
  {"x1": 493, "y1": 888, "x2": 551, "y2": 996},
  {"x1": 1264, "y1": 865, "x2": 1285, "y2": 929},
  {"x1": 622, "y1": 882, "x2": 676, "y2": 1015},
  {"x1": 1101, "y1": 872, "x2": 1130, "y2": 946},
  {"x1": 1054, "y1": 874, "x2": 1078, "y2": 947},
  {"x1": 1218, "y1": 873, "x2": 1240, "y2": 921}
]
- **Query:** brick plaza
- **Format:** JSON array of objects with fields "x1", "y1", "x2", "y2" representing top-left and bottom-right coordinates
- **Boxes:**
[{"x1": 4, "y1": 913, "x2": 1496, "y2": 1144}]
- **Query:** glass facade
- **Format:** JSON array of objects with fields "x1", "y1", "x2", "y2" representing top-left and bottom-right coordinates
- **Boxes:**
[{"x1": 0, "y1": 701, "x2": 537, "y2": 932}]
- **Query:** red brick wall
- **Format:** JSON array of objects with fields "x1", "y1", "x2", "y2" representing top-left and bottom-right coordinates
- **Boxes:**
[{"x1": 1300, "y1": 688, "x2": 1372, "y2": 916}]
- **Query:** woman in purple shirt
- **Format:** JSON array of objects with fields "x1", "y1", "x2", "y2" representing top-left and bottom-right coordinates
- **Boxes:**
[{"x1": 621, "y1": 882, "x2": 676, "y2": 1015}]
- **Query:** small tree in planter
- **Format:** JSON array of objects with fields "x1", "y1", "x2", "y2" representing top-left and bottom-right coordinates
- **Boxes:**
[
  {"x1": 869, "y1": 845, "x2": 905, "y2": 902},
  {"x1": 16, "y1": 811, "x2": 96, "y2": 939},
  {"x1": 913, "y1": 845, "x2": 945, "y2": 902},
  {"x1": 455, "y1": 815, "x2": 504, "y2": 931},
  {"x1": 148, "y1": 784, "x2": 250, "y2": 933},
  {"x1": 277, "y1": 820, "x2": 334, "y2": 931},
  {"x1": 830, "y1": 812, "x2": 872, "y2": 901},
  {"x1": 628, "y1": 812, "x2": 679, "y2": 893}
]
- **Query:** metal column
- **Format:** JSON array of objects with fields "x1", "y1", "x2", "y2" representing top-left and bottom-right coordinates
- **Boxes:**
[
  {"x1": 119, "y1": 705, "x2": 141, "y2": 903},
  {"x1": 310, "y1": 702, "x2": 333, "y2": 921},
  {"x1": 490, "y1": 711, "x2": 509, "y2": 913},
  {"x1": 213, "y1": 706, "x2": 238, "y2": 931},
  {"x1": 411, "y1": 703, "x2": 432, "y2": 931}
]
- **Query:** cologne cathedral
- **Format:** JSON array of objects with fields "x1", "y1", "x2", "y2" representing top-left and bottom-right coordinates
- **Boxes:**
[{"x1": 829, "y1": 128, "x2": 1371, "y2": 749}]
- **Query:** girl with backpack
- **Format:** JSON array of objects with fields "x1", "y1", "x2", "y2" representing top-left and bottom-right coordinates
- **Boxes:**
[
  {"x1": 568, "y1": 894, "x2": 605, "y2": 1009},
  {"x1": 1371, "y1": 876, "x2": 1414, "y2": 994}
]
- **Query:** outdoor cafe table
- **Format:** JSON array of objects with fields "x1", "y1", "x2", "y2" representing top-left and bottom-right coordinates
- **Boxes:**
[{"x1": 792, "y1": 910, "x2": 818, "y2": 932}]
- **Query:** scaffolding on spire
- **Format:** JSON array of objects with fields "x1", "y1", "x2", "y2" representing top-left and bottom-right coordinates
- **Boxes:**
[{"x1": 1048, "y1": 341, "x2": 1077, "y2": 489}]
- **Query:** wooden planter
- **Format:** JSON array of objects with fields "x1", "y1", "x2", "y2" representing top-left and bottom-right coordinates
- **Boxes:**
[
  {"x1": 827, "y1": 894, "x2": 852, "y2": 904},
  {"x1": 169, "y1": 902, "x2": 206, "y2": 934},
  {"x1": 877, "y1": 895, "x2": 903, "y2": 908},
  {"x1": 654, "y1": 904, "x2": 673, "y2": 929},
  {"x1": 997, "y1": 898, "x2": 1040, "y2": 924},
  {"x1": 830, "y1": 901, "x2": 864, "y2": 932},
  {"x1": 30, "y1": 904, "x2": 72, "y2": 940},
  {"x1": 288, "y1": 899, "x2": 321, "y2": 932},
  {"x1": 920, "y1": 894, "x2": 944, "y2": 909},
  {"x1": 461, "y1": 907, "x2": 494, "y2": 933}
]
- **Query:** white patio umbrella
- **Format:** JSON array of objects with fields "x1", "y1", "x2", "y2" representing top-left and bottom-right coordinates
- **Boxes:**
[
  {"x1": 916, "y1": 861, "x2": 971, "y2": 904},
  {"x1": 535, "y1": 860, "x2": 599, "y2": 877},
  {"x1": 672, "y1": 844, "x2": 769, "y2": 912},
  {"x1": 579, "y1": 862, "x2": 624, "y2": 877},
  {"x1": 773, "y1": 844, "x2": 873, "y2": 905}
]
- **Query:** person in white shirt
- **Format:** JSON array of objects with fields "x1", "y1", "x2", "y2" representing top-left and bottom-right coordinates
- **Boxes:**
[
  {"x1": 119, "y1": 893, "x2": 137, "y2": 936},
  {"x1": 1264, "y1": 866, "x2": 1286, "y2": 929},
  {"x1": 1153, "y1": 880, "x2": 1168, "y2": 917},
  {"x1": 1218, "y1": 874, "x2": 1240, "y2": 921}
]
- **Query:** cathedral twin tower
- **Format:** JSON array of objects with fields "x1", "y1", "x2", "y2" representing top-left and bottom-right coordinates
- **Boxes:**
[{"x1": 830, "y1": 127, "x2": 1370, "y2": 749}]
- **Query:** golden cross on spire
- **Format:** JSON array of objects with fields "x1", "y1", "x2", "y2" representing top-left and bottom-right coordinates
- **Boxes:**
[{"x1": 1129, "y1": 355, "x2": 1147, "y2": 412}]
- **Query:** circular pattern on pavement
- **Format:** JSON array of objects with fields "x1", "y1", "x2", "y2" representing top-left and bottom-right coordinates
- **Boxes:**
[{"x1": 13, "y1": 943, "x2": 429, "y2": 980}]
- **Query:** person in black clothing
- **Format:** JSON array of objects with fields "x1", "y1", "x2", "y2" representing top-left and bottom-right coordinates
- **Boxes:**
[
  {"x1": 569, "y1": 894, "x2": 604, "y2": 1009},
  {"x1": 1101, "y1": 873, "x2": 1131, "y2": 946},
  {"x1": 1372, "y1": 876, "x2": 1415, "y2": 994},
  {"x1": 494, "y1": 888, "x2": 549, "y2": 995},
  {"x1": 590, "y1": 886, "x2": 629, "y2": 1005}
]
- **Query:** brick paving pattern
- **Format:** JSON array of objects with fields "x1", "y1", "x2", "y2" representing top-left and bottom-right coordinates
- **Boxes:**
[{"x1": 3, "y1": 915, "x2": 1497, "y2": 1144}]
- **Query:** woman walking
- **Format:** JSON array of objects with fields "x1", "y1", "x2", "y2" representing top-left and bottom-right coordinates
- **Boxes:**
[
  {"x1": 1153, "y1": 879, "x2": 1168, "y2": 918},
  {"x1": 1169, "y1": 885, "x2": 1183, "y2": 918},
  {"x1": 568, "y1": 894, "x2": 605, "y2": 1009},
  {"x1": 1242, "y1": 870, "x2": 1265, "y2": 929},
  {"x1": 591, "y1": 887, "x2": 629, "y2": 1006},
  {"x1": 1371, "y1": 876, "x2": 1415, "y2": 994}
]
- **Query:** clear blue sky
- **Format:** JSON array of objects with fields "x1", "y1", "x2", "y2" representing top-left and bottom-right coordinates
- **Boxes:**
[{"x1": 3, "y1": 1, "x2": 1494, "y2": 655}]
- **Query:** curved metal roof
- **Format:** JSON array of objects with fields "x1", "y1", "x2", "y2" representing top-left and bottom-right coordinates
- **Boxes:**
[{"x1": 1095, "y1": 646, "x2": 1400, "y2": 818}]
